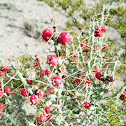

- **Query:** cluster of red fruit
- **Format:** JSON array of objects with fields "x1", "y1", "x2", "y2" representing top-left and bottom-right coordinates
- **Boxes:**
[
  {"x1": 34, "y1": 55, "x2": 59, "y2": 78},
  {"x1": 81, "y1": 44, "x2": 90, "y2": 53},
  {"x1": 42, "y1": 29, "x2": 71, "y2": 45},
  {"x1": 20, "y1": 87, "x2": 55, "y2": 123},
  {"x1": 94, "y1": 68, "x2": 114, "y2": 83},
  {"x1": 41, "y1": 28, "x2": 109, "y2": 112},
  {"x1": 0, "y1": 85, "x2": 54, "y2": 122},
  {"x1": 38, "y1": 114, "x2": 54, "y2": 123},
  {"x1": 21, "y1": 78, "x2": 62, "y2": 104},
  {"x1": 34, "y1": 55, "x2": 59, "y2": 68},
  {"x1": 94, "y1": 26, "x2": 108, "y2": 37},
  {"x1": 0, "y1": 66, "x2": 9, "y2": 79},
  {"x1": 80, "y1": 44, "x2": 108, "y2": 53},
  {"x1": 0, "y1": 66, "x2": 9, "y2": 73},
  {"x1": 0, "y1": 66, "x2": 16, "y2": 81},
  {"x1": 75, "y1": 77, "x2": 91, "y2": 87},
  {"x1": 39, "y1": 69, "x2": 52, "y2": 77},
  {"x1": 0, "y1": 85, "x2": 12, "y2": 98},
  {"x1": 0, "y1": 66, "x2": 12, "y2": 98},
  {"x1": 0, "y1": 85, "x2": 12, "y2": 118},
  {"x1": 0, "y1": 85, "x2": 55, "y2": 122},
  {"x1": 41, "y1": 28, "x2": 93, "y2": 114},
  {"x1": 21, "y1": 50, "x2": 63, "y2": 123},
  {"x1": 120, "y1": 89, "x2": 126, "y2": 101},
  {"x1": 21, "y1": 86, "x2": 54, "y2": 98},
  {"x1": 21, "y1": 88, "x2": 54, "y2": 122},
  {"x1": 74, "y1": 67, "x2": 114, "y2": 86},
  {"x1": 0, "y1": 66, "x2": 16, "y2": 117},
  {"x1": 0, "y1": 53, "x2": 62, "y2": 123},
  {"x1": 94, "y1": 68, "x2": 104, "y2": 81}
]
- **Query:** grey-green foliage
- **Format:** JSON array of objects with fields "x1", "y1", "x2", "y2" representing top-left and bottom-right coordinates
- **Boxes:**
[{"x1": 0, "y1": 95, "x2": 27, "y2": 126}]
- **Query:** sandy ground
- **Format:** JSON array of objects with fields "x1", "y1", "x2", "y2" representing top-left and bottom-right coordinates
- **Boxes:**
[{"x1": 0, "y1": 0, "x2": 68, "y2": 64}]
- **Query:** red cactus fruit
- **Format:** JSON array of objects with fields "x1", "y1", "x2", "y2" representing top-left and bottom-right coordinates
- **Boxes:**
[
  {"x1": 74, "y1": 55, "x2": 77, "y2": 58},
  {"x1": 83, "y1": 45, "x2": 90, "y2": 53},
  {"x1": 39, "y1": 70, "x2": 45, "y2": 77},
  {"x1": 27, "y1": 80, "x2": 33, "y2": 85},
  {"x1": 3, "y1": 67, "x2": 9, "y2": 72},
  {"x1": 81, "y1": 43, "x2": 84, "y2": 47},
  {"x1": 0, "y1": 92, "x2": 3, "y2": 97},
  {"x1": 0, "y1": 71, "x2": 5, "y2": 77},
  {"x1": 36, "y1": 89, "x2": 43, "y2": 98},
  {"x1": 48, "y1": 87, "x2": 54, "y2": 94},
  {"x1": 120, "y1": 94, "x2": 126, "y2": 100},
  {"x1": 38, "y1": 115, "x2": 47, "y2": 123},
  {"x1": 75, "y1": 78, "x2": 81, "y2": 83},
  {"x1": 42, "y1": 29, "x2": 53, "y2": 42},
  {"x1": 81, "y1": 44, "x2": 90, "y2": 52},
  {"x1": 47, "y1": 55, "x2": 59, "y2": 66},
  {"x1": 21, "y1": 88, "x2": 30, "y2": 97},
  {"x1": 102, "y1": 45, "x2": 108, "y2": 50},
  {"x1": 45, "y1": 107, "x2": 50, "y2": 114},
  {"x1": 58, "y1": 32, "x2": 71, "y2": 45},
  {"x1": 0, "y1": 103, "x2": 4, "y2": 110},
  {"x1": 87, "y1": 82, "x2": 91, "y2": 87},
  {"x1": 45, "y1": 69, "x2": 51, "y2": 75},
  {"x1": 30, "y1": 95, "x2": 39, "y2": 104},
  {"x1": 62, "y1": 75, "x2": 66, "y2": 79},
  {"x1": 101, "y1": 26, "x2": 108, "y2": 33},
  {"x1": 94, "y1": 31, "x2": 103, "y2": 37},
  {"x1": 99, "y1": 32, "x2": 103, "y2": 37},
  {"x1": 34, "y1": 61, "x2": 40, "y2": 67},
  {"x1": 84, "y1": 102, "x2": 91, "y2": 110},
  {"x1": 86, "y1": 78, "x2": 92, "y2": 87},
  {"x1": 4, "y1": 87, "x2": 11, "y2": 93},
  {"x1": 95, "y1": 26, "x2": 101, "y2": 32},
  {"x1": 52, "y1": 76, "x2": 62, "y2": 87},
  {"x1": 92, "y1": 68, "x2": 101, "y2": 78},
  {"x1": 0, "y1": 85, "x2": 2, "y2": 91},
  {"x1": 48, "y1": 115, "x2": 55, "y2": 122},
  {"x1": 95, "y1": 72, "x2": 101, "y2": 80},
  {"x1": 43, "y1": 92, "x2": 47, "y2": 97}
]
